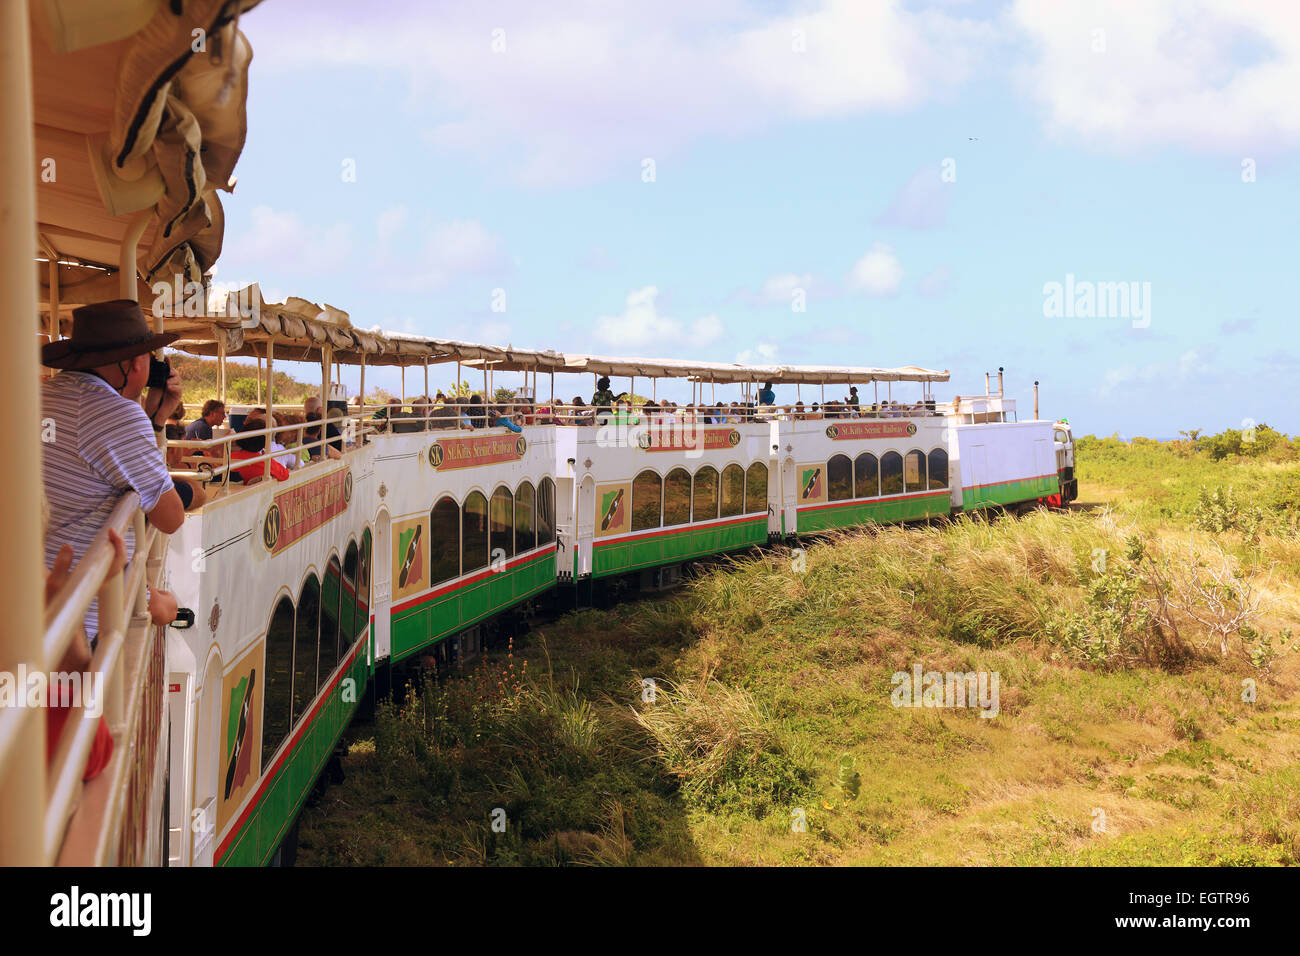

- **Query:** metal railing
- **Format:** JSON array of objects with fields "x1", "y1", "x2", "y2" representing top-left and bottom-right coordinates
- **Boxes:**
[{"x1": 0, "y1": 491, "x2": 165, "y2": 864}]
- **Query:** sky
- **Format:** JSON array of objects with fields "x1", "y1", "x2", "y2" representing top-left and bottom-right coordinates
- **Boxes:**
[{"x1": 209, "y1": 0, "x2": 1300, "y2": 438}]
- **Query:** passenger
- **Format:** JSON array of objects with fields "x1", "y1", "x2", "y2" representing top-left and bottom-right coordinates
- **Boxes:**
[
  {"x1": 370, "y1": 397, "x2": 402, "y2": 433},
  {"x1": 462, "y1": 394, "x2": 483, "y2": 429},
  {"x1": 41, "y1": 299, "x2": 198, "y2": 637},
  {"x1": 570, "y1": 396, "x2": 592, "y2": 425},
  {"x1": 758, "y1": 381, "x2": 775, "y2": 406},
  {"x1": 430, "y1": 392, "x2": 456, "y2": 430},
  {"x1": 230, "y1": 420, "x2": 291, "y2": 482},
  {"x1": 794, "y1": 400, "x2": 806, "y2": 421},
  {"x1": 411, "y1": 396, "x2": 432, "y2": 431},
  {"x1": 303, "y1": 412, "x2": 343, "y2": 461},
  {"x1": 493, "y1": 406, "x2": 523, "y2": 433},
  {"x1": 845, "y1": 386, "x2": 860, "y2": 409},
  {"x1": 185, "y1": 399, "x2": 226, "y2": 460},
  {"x1": 164, "y1": 409, "x2": 187, "y2": 469},
  {"x1": 591, "y1": 376, "x2": 617, "y2": 415}
]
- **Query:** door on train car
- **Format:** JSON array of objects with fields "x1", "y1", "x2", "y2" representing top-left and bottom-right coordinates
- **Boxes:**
[
  {"x1": 373, "y1": 510, "x2": 392, "y2": 660},
  {"x1": 576, "y1": 476, "x2": 595, "y2": 576},
  {"x1": 780, "y1": 457, "x2": 797, "y2": 537},
  {"x1": 191, "y1": 653, "x2": 223, "y2": 866}
]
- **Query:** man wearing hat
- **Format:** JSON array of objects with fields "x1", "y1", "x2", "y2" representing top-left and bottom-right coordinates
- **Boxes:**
[{"x1": 41, "y1": 299, "x2": 200, "y2": 635}]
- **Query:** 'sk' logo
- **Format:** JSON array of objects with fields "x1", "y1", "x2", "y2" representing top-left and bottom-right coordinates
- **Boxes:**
[
  {"x1": 428, "y1": 443, "x2": 444, "y2": 468},
  {"x1": 262, "y1": 504, "x2": 281, "y2": 551}
]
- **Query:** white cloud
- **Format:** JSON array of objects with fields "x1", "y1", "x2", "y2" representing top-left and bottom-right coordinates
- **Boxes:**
[
  {"x1": 593, "y1": 286, "x2": 724, "y2": 350},
  {"x1": 223, "y1": 205, "x2": 352, "y2": 273},
  {"x1": 847, "y1": 243, "x2": 903, "y2": 295},
  {"x1": 758, "y1": 272, "x2": 814, "y2": 305},
  {"x1": 736, "y1": 341, "x2": 779, "y2": 364},
  {"x1": 876, "y1": 164, "x2": 951, "y2": 229},
  {"x1": 250, "y1": 1, "x2": 995, "y2": 186},
  {"x1": 1011, "y1": 0, "x2": 1300, "y2": 154},
  {"x1": 374, "y1": 216, "x2": 510, "y2": 292}
]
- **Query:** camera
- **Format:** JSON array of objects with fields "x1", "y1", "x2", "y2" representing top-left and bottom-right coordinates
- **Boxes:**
[{"x1": 146, "y1": 356, "x2": 172, "y2": 390}]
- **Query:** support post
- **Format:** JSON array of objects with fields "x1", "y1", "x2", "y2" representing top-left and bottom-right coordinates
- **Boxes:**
[{"x1": 0, "y1": 0, "x2": 45, "y2": 865}]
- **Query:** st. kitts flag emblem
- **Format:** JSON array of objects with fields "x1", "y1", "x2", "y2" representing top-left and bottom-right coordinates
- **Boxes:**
[
  {"x1": 600, "y1": 488, "x2": 625, "y2": 531},
  {"x1": 224, "y1": 670, "x2": 256, "y2": 800},
  {"x1": 800, "y1": 467, "x2": 823, "y2": 499}
]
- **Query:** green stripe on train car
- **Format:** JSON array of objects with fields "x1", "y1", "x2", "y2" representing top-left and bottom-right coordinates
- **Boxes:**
[
  {"x1": 218, "y1": 639, "x2": 370, "y2": 866},
  {"x1": 389, "y1": 551, "x2": 558, "y2": 663},
  {"x1": 592, "y1": 516, "x2": 767, "y2": 578},
  {"x1": 795, "y1": 491, "x2": 950, "y2": 534},
  {"x1": 961, "y1": 474, "x2": 1060, "y2": 510}
]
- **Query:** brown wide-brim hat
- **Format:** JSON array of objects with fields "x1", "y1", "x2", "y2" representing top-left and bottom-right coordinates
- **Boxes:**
[{"x1": 42, "y1": 299, "x2": 178, "y2": 370}]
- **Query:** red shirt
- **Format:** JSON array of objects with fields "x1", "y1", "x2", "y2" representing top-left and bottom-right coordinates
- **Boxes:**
[{"x1": 230, "y1": 448, "x2": 290, "y2": 482}]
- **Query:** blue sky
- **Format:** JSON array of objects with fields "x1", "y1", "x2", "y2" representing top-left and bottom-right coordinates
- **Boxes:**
[{"x1": 211, "y1": 1, "x2": 1300, "y2": 438}]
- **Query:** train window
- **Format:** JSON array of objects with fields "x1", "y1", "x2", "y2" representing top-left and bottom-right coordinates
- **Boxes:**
[
  {"x1": 928, "y1": 448, "x2": 949, "y2": 489},
  {"x1": 430, "y1": 496, "x2": 460, "y2": 584},
  {"x1": 491, "y1": 487, "x2": 514, "y2": 560},
  {"x1": 463, "y1": 492, "x2": 490, "y2": 573},
  {"x1": 904, "y1": 449, "x2": 926, "y2": 492},
  {"x1": 745, "y1": 462, "x2": 768, "y2": 513},
  {"x1": 357, "y1": 527, "x2": 371, "y2": 635},
  {"x1": 261, "y1": 595, "x2": 295, "y2": 772},
  {"x1": 693, "y1": 466, "x2": 719, "y2": 522},
  {"x1": 880, "y1": 451, "x2": 904, "y2": 496},
  {"x1": 664, "y1": 468, "x2": 691, "y2": 526},
  {"x1": 632, "y1": 470, "x2": 663, "y2": 531},
  {"x1": 342, "y1": 539, "x2": 358, "y2": 649},
  {"x1": 293, "y1": 573, "x2": 320, "y2": 725},
  {"x1": 854, "y1": 453, "x2": 879, "y2": 498},
  {"x1": 720, "y1": 464, "x2": 745, "y2": 517},
  {"x1": 828, "y1": 454, "x2": 853, "y2": 501},
  {"x1": 515, "y1": 481, "x2": 536, "y2": 552},
  {"x1": 319, "y1": 554, "x2": 342, "y2": 686},
  {"x1": 536, "y1": 478, "x2": 556, "y2": 545}
]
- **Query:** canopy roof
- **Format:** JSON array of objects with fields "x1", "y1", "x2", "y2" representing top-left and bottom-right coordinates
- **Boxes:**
[
  {"x1": 32, "y1": 0, "x2": 264, "y2": 329},
  {"x1": 560, "y1": 354, "x2": 948, "y2": 385}
]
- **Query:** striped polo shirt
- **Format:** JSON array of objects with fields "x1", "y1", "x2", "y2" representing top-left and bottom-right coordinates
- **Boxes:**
[{"x1": 43, "y1": 371, "x2": 174, "y2": 636}]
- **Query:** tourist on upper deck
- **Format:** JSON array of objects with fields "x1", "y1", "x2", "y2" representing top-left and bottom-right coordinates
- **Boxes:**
[
  {"x1": 303, "y1": 412, "x2": 344, "y2": 461},
  {"x1": 231, "y1": 420, "x2": 291, "y2": 482},
  {"x1": 591, "y1": 376, "x2": 618, "y2": 413},
  {"x1": 370, "y1": 397, "x2": 402, "y2": 433},
  {"x1": 846, "y1": 386, "x2": 860, "y2": 409},
  {"x1": 492, "y1": 406, "x2": 523, "y2": 433},
  {"x1": 464, "y1": 394, "x2": 486, "y2": 429},
  {"x1": 569, "y1": 397, "x2": 592, "y2": 425},
  {"x1": 758, "y1": 382, "x2": 776, "y2": 406},
  {"x1": 40, "y1": 300, "x2": 204, "y2": 636},
  {"x1": 184, "y1": 398, "x2": 226, "y2": 461}
]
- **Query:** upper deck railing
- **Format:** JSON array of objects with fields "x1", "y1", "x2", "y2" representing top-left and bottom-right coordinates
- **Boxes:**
[{"x1": 163, "y1": 394, "x2": 1020, "y2": 495}]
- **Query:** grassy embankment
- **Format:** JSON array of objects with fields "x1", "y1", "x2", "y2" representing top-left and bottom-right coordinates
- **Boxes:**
[{"x1": 298, "y1": 428, "x2": 1300, "y2": 865}]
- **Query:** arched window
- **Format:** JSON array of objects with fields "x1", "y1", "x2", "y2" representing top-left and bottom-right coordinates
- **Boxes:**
[
  {"x1": 828, "y1": 454, "x2": 853, "y2": 501},
  {"x1": 881, "y1": 451, "x2": 904, "y2": 496},
  {"x1": 463, "y1": 492, "x2": 489, "y2": 573},
  {"x1": 536, "y1": 478, "x2": 556, "y2": 545},
  {"x1": 745, "y1": 462, "x2": 768, "y2": 513},
  {"x1": 293, "y1": 573, "x2": 320, "y2": 724},
  {"x1": 491, "y1": 486, "x2": 514, "y2": 560},
  {"x1": 855, "y1": 453, "x2": 879, "y2": 498},
  {"x1": 342, "y1": 539, "x2": 359, "y2": 649},
  {"x1": 904, "y1": 449, "x2": 926, "y2": 493},
  {"x1": 693, "y1": 466, "x2": 719, "y2": 522},
  {"x1": 430, "y1": 496, "x2": 460, "y2": 584},
  {"x1": 515, "y1": 481, "x2": 536, "y2": 552},
  {"x1": 664, "y1": 468, "x2": 691, "y2": 526},
  {"x1": 632, "y1": 470, "x2": 662, "y2": 531},
  {"x1": 357, "y1": 527, "x2": 371, "y2": 634},
  {"x1": 319, "y1": 555, "x2": 342, "y2": 687},
  {"x1": 928, "y1": 448, "x2": 949, "y2": 489},
  {"x1": 262, "y1": 595, "x2": 294, "y2": 771},
  {"x1": 720, "y1": 464, "x2": 745, "y2": 517}
]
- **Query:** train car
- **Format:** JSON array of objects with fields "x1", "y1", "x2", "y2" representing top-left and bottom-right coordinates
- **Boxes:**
[{"x1": 2, "y1": 1, "x2": 1078, "y2": 868}]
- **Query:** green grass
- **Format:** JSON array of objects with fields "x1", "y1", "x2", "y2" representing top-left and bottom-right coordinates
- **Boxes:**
[{"x1": 297, "y1": 436, "x2": 1300, "y2": 866}]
